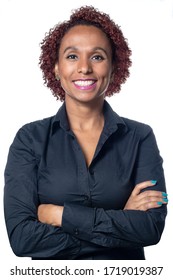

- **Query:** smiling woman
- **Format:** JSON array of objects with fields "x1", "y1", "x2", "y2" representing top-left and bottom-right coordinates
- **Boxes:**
[{"x1": 4, "y1": 5, "x2": 167, "y2": 260}]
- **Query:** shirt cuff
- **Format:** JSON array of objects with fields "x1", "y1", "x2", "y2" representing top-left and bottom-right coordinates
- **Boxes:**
[{"x1": 62, "y1": 202, "x2": 95, "y2": 241}]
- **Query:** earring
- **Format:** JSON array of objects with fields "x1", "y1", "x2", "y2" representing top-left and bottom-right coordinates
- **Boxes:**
[{"x1": 56, "y1": 75, "x2": 60, "y2": 81}]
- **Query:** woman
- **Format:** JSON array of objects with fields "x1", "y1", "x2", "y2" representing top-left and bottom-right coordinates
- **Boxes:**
[{"x1": 4, "y1": 6, "x2": 168, "y2": 260}]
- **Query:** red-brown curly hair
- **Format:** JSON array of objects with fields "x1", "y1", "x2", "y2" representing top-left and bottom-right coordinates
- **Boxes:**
[{"x1": 39, "y1": 6, "x2": 132, "y2": 101}]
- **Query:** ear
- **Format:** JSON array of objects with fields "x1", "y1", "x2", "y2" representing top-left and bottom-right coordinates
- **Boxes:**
[{"x1": 54, "y1": 63, "x2": 59, "y2": 77}]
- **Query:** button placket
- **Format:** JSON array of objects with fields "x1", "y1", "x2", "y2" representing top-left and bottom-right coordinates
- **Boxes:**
[
  {"x1": 88, "y1": 166, "x2": 96, "y2": 189},
  {"x1": 72, "y1": 137, "x2": 91, "y2": 203}
]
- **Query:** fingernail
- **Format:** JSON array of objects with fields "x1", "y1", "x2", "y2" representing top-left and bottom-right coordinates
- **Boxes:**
[
  {"x1": 151, "y1": 180, "x2": 157, "y2": 184},
  {"x1": 163, "y1": 198, "x2": 168, "y2": 203},
  {"x1": 157, "y1": 202, "x2": 162, "y2": 205},
  {"x1": 162, "y1": 192, "x2": 168, "y2": 197}
]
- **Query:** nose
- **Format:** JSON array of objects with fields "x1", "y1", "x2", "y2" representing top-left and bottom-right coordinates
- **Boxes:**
[{"x1": 77, "y1": 58, "x2": 92, "y2": 74}]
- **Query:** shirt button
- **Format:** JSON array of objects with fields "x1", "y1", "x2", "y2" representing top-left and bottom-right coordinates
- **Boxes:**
[
  {"x1": 84, "y1": 195, "x2": 89, "y2": 200},
  {"x1": 74, "y1": 228, "x2": 79, "y2": 235}
]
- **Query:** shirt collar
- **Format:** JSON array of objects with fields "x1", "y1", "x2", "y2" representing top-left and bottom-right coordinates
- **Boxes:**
[
  {"x1": 52, "y1": 102, "x2": 70, "y2": 133},
  {"x1": 51, "y1": 100, "x2": 127, "y2": 135},
  {"x1": 103, "y1": 100, "x2": 127, "y2": 133}
]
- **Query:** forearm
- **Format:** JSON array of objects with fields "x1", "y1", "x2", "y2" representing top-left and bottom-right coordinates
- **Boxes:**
[
  {"x1": 6, "y1": 214, "x2": 80, "y2": 258},
  {"x1": 5, "y1": 196, "x2": 80, "y2": 258},
  {"x1": 61, "y1": 180, "x2": 167, "y2": 249},
  {"x1": 62, "y1": 202, "x2": 167, "y2": 248}
]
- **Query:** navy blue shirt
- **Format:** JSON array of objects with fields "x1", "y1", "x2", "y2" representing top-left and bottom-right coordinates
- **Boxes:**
[{"x1": 4, "y1": 101, "x2": 167, "y2": 259}]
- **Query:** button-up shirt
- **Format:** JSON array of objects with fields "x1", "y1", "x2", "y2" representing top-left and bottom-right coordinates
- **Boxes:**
[{"x1": 4, "y1": 101, "x2": 167, "y2": 260}]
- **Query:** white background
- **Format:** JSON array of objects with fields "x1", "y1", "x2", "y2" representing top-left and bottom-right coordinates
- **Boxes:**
[{"x1": 0, "y1": 0, "x2": 173, "y2": 278}]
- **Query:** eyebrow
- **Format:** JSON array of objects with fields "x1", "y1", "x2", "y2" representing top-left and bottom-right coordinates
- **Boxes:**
[{"x1": 63, "y1": 46, "x2": 108, "y2": 56}]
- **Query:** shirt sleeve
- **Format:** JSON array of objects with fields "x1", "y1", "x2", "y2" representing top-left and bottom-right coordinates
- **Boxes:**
[
  {"x1": 4, "y1": 127, "x2": 80, "y2": 259},
  {"x1": 62, "y1": 128, "x2": 167, "y2": 248}
]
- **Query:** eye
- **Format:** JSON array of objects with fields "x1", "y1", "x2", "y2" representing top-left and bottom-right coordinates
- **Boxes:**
[
  {"x1": 66, "y1": 54, "x2": 78, "y2": 60},
  {"x1": 92, "y1": 55, "x2": 105, "y2": 61}
]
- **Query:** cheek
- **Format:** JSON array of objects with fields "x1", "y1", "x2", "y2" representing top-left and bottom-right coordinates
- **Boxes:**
[
  {"x1": 99, "y1": 64, "x2": 112, "y2": 78},
  {"x1": 102, "y1": 70, "x2": 112, "y2": 83},
  {"x1": 59, "y1": 60, "x2": 75, "y2": 73}
]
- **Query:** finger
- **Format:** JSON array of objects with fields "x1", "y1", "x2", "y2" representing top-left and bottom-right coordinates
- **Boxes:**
[
  {"x1": 129, "y1": 192, "x2": 168, "y2": 211},
  {"x1": 137, "y1": 200, "x2": 166, "y2": 211},
  {"x1": 132, "y1": 180, "x2": 157, "y2": 196},
  {"x1": 137, "y1": 195, "x2": 168, "y2": 206},
  {"x1": 137, "y1": 190, "x2": 168, "y2": 205},
  {"x1": 138, "y1": 190, "x2": 167, "y2": 200}
]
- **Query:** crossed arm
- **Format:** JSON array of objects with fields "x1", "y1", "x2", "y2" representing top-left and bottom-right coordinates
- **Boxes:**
[{"x1": 38, "y1": 180, "x2": 168, "y2": 227}]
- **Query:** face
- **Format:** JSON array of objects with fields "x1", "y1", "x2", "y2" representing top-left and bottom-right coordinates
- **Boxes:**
[{"x1": 54, "y1": 25, "x2": 113, "y2": 104}]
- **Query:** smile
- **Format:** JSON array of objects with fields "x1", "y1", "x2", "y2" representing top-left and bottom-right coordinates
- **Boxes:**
[{"x1": 73, "y1": 79, "x2": 97, "y2": 90}]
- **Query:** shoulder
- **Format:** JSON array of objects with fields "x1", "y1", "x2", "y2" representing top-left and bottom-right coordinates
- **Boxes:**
[
  {"x1": 121, "y1": 117, "x2": 153, "y2": 139},
  {"x1": 105, "y1": 101, "x2": 153, "y2": 139},
  {"x1": 14, "y1": 115, "x2": 55, "y2": 145},
  {"x1": 21, "y1": 115, "x2": 54, "y2": 133}
]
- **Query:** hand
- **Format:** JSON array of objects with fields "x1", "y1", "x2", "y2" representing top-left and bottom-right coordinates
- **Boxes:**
[
  {"x1": 124, "y1": 180, "x2": 168, "y2": 211},
  {"x1": 37, "y1": 204, "x2": 64, "y2": 226}
]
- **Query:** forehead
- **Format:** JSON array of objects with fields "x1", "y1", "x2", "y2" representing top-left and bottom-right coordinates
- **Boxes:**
[{"x1": 60, "y1": 25, "x2": 111, "y2": 50}]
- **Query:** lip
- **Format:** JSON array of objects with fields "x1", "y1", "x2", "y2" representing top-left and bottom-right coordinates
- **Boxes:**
[{"x1": 73, "y1": 79, "x2": 97, "y2": 91}]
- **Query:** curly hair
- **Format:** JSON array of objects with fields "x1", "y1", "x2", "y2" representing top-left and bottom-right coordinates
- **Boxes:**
[{"x1": 39, "y1": 6, "x2": 132, "y2": 101}]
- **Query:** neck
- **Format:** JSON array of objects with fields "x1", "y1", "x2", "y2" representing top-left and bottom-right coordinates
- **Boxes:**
[{"x1": 65, "y1": 97, "x2": 105, "y2": 132}]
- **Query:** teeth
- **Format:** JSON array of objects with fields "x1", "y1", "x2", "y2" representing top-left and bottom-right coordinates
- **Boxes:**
[{"x1": 74, "y1": 80, "x2": 95, "y2": 86}]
